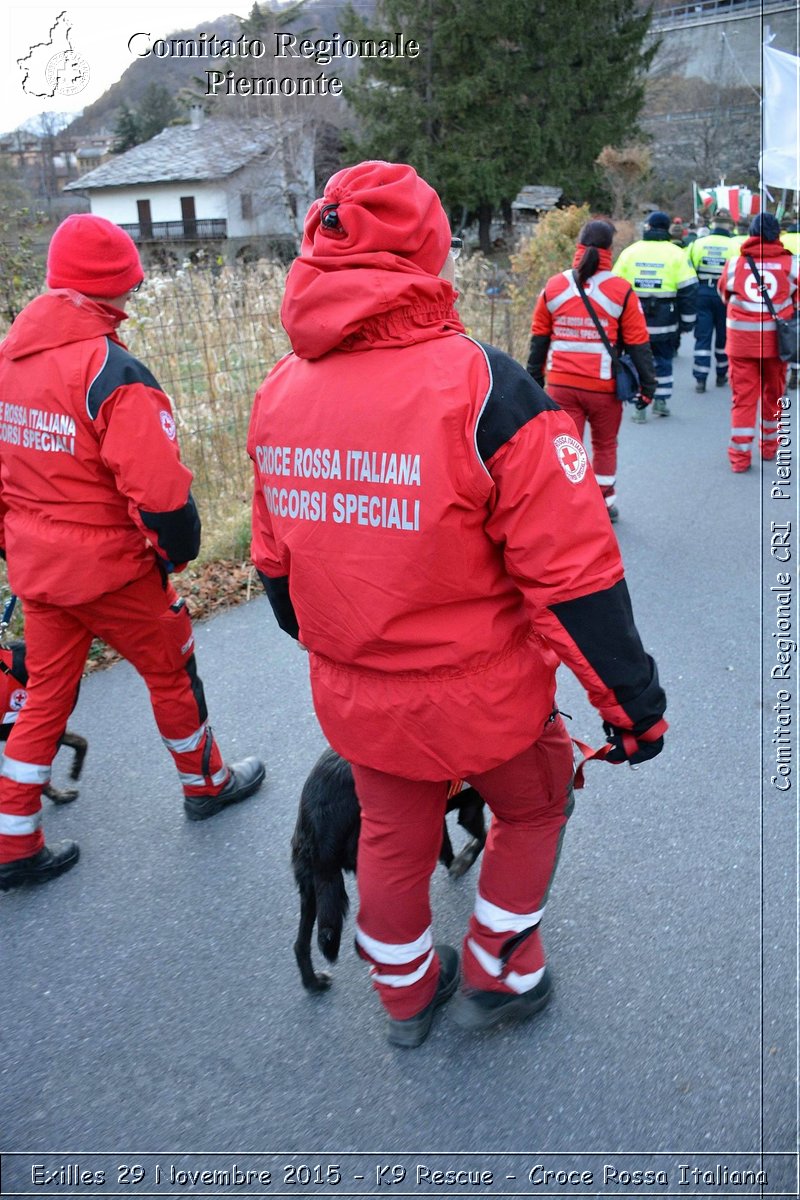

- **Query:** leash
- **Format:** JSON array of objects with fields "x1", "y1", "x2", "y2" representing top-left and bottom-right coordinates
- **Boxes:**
[{"x1": 571, "y1": 718, "x2": 668, "y2": 789}]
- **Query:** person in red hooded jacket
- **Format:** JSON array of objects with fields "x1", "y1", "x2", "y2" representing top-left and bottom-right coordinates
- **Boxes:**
[
  {"x1": 248, "y1": 162, "x2": 667, "y2": 1047},
  {"x1": 0, "y1": 214, "x2": 265, "y2": 891},
  {"x1": 526, "y1": 219, "x2": 656, "y2": 522},
  {"x1": 718, "y1": 212, "x2": 800, "y2": 471}
]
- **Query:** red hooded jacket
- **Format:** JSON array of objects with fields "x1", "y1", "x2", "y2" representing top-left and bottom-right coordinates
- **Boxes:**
[
  {"x1": 0, "y1": 290, "x2": 200, "y2": 605},
  {"x1": 528, "y1": 247, "x2": 656, "y2": 396},
  {"x1": 718, "y1": 237, "x2": 799, "y2": 359},
  {"x1": 248, "y1": 253, "x2": 666, "y2": 779}
]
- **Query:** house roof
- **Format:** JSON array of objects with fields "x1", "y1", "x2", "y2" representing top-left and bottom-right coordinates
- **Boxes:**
[
  {"x1": 511, "y1": 186, "x2": 563, "y2": 212},
  {"x1": 64, "y1": 120, "x2": 282, "y2": 191}
]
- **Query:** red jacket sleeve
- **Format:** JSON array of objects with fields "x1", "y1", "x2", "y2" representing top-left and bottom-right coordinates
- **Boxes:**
[
  {"x1": 477, "y1": 344, "x2": 666, "y2": 735},
  {"x1": 94, "y1": 384, "x2": 199, "y2": 565}
]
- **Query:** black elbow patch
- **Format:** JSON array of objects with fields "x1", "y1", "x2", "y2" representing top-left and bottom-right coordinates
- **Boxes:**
[
  {"x1": 259, "y1": 572, "x2": 300, "y2": 639},
  {"x1": 549, "y1": 579, "x2": 666, "y2": 727},
  {"x1": 140, "y1": 496, "x2": 201, "y2": 563},
  {"x1": 475, "y1": 341, "x2": 559, "y2": 462}
]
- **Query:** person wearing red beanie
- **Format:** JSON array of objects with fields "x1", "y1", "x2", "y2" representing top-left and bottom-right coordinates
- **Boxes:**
[
  {"x1": 0, "y1": 215, "x2": 265, "y2": 891},
  {"x1": 248, "y1": 161, "x2": 667, "y2": 1046},
  {"x1": 46, "y1": 213, "x2": 145, "y2": 298}
]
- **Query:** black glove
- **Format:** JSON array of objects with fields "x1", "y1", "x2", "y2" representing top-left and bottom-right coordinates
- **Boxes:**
[
  {"x1": 602, "y1": 721, "x2": 665, "y2": 765},
  {"x1": 635, "y1": 395, "x2": 652, "y2": 410}
]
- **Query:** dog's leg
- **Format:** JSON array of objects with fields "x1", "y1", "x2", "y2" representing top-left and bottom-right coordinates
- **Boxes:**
[
  {"x1": 438, "y1": 821, "x2": 455, "y2": 869},
  {"x1": 43, "y1": 731, "x2": 88, "y2": 805},
  {"x1": 315, "y1": 870, "x2": 350, "y2": 966},
  {"x1": 43, "y1": 782, "x2": 80, "y2": 805},
  {"x1": 294, "y1": 874, "x2": 332, "y2": 992},
  {"x1": 60, "y1": 731, "x2": 88, "y2": 780},
  {"x1": 449, "y1": 787, "x2": 487, "y2": 879}
]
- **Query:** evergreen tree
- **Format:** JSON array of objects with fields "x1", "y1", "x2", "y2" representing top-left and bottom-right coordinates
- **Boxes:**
[
  {"x1": 343, "y1": 0, "x2": 656, "y2": 251},
  {"x1": 136, "y1": 84, "x2": 179, "y2": 143},
  {"x1": 112, "y1": 85, "x2": 179, "y2": 154},
  {"x1": 112, "y1": 103, "x2": 140, "y2": 154}
]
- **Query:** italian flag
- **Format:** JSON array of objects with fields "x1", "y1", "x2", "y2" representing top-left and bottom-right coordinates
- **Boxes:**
[{"x1": 694, "y1": 183, "x2": 716, "y2": 215}]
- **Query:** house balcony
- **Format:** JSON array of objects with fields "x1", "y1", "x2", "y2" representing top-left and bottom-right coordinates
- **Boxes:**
[{"x1": 119, "y1": 219, "x2": 228, "y2": 242}]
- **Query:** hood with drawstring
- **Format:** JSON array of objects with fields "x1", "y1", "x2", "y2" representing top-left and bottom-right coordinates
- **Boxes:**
[{"x1": 280, "y1": 161, "x2": 464, "y2": 359}]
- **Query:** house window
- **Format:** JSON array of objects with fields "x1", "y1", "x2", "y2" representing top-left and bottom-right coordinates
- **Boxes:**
[{"x1": 241, "y1": 192, "x2": 253, "y2": 221}]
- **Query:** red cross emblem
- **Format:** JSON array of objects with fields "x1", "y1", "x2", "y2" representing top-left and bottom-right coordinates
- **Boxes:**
[{"x1": 553, "y1": 434, "x2": 588, "y2": 484}]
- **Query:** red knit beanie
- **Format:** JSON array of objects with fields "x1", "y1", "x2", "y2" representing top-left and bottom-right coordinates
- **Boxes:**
[
  {"x1": 300, "y1": 160, "x2": 452, "y2": 275},
  {"x1": 47, "y1": 214, "x2": 144, "y2": 297}
]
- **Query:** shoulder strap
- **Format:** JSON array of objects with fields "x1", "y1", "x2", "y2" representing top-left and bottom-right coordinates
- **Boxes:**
[
  {"x1": 745, "y1": 254, "x2": 779, "y2": 320},
  {"x1": 573, "y1": 271, "x2": 620, "y2": 364}
]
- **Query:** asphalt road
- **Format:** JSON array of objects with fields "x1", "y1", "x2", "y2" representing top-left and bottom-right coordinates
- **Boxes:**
[{"x1": 1, "y1": 347, "x2": 796, "y2": 1199}]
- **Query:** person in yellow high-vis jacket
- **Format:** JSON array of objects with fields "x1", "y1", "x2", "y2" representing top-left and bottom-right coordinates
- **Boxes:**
[
  {"x1": 613, "y1": 212, "x2": 698, "y2": 422},
  {"x1": 686, "y1": 209, "x2": 738, "y2": 392}
]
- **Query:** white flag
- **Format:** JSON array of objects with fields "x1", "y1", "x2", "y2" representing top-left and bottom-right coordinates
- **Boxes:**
[{"x1": 760, "y1": 44, "x2": 800, "y2": 190}]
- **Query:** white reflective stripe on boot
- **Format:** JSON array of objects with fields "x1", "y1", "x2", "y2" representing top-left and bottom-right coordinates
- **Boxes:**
[
  {"x1": 179, "y1": 764, "x2": 229, "y2": 789},
  {"x1": 0, "y1": 807, "x2": 43, "y2": 834},
  {"x1": 1, "y1": 756, "x2": 51, "y2": 784},
  {"x1": 467, "y1": 938, "x2": 546, "y2": 995}
]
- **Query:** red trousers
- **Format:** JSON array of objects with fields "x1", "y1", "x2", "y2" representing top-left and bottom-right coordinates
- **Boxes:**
[
  {"x1": 547, "y1": 384, "x2": 622, "y2": 507},
  {"x1": 0, "y1": 564, "x2": 227, "y2": 863},
  {"x1": 352, "y1": 715, "x2": 575, "y2": 1019},
  {"x1": 728, "y1": 355, "x2": 787, "y2": 468}
]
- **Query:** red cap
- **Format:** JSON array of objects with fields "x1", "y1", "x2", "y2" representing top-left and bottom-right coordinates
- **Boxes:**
[
  {"x1": 47, "y1": 214, "x2": 144, "y2": 297},
  {"x1": 300, "y1": 160, "x2": 451, "y2": 276}
]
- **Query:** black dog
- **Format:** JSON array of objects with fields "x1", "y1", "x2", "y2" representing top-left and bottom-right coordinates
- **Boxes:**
[
  {"x1": 0, "y1": 639, "x2": 88, "y2": 804},
  {"x1": 292, "y1": 746, "x2": 487, "y2": 992}
]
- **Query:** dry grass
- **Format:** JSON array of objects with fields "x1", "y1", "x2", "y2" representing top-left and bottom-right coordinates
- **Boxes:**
[{"x1": 124, "y1": 253, "x2": 545, "y2": 556}]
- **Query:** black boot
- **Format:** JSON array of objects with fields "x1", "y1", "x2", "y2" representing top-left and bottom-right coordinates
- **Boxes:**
[
  {"x1": 0, "y1": 840, "x2": 80, "y2": 891},
  {"x1": 694, "y1": 378, "x2": 706, "y2": 394},
  {"x1": 451, "y1": 965, "x2": 553, "y2": 1031},
  {"x1": 386, "y1": 945, "x2": 460, "y2": 1048},
  {"x1": 184, "y1": 756, "x2": 265, "y2": 820},
  {"x1": 715, "y1": 372, "x2": 728, "y2": 388}
]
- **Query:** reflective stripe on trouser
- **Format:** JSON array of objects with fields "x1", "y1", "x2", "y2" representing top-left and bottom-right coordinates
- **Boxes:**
[
  {"x1": 651, "y1": 347, "x2": 674, "y2": 402},
  {"x1": 727, "y1": 355, "x2": 787, "y2": 466},
  {"x1": 351, "y1": 716, "x2": 575, "y2": 1018},
  {"x1": 352, "y1": 767, "x2": 449, "y2": 1020},
  {"x1": 0, "y1": 563, "x2": 226, "y2": 864},
  {"x1": 547, "y1": 384, "x2": 622, "y2": 504},
  {"x1": 460, "y1": 718, "x2": 575, "y2": 995},
  {"x1": 693, "y1": 289, "x2": 728, "y2": 380}
]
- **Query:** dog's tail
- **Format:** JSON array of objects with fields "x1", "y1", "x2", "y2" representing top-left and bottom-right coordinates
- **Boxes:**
[{"x1": 315, "y1": 872, "x2": 350, "y2": 964}]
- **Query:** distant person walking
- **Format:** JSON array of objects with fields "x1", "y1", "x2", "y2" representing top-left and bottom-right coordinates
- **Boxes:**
[
  {"x1": 526, "y1": 219, "x2": 656, "y2": 523},
  {"x1": 613, "y1": 211, "x2": 698, "y2": 422},
  {"x1": 718, "y1": 212, "x2": 799, "y2": 472},
  {"x1": 686, "y1": 208, "x2": 737, "y2": 392}
]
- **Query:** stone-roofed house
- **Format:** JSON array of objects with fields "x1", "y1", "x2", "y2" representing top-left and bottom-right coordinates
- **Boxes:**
[{"x1": 64, "y1": 107, "x2": 315, "y2": 261}]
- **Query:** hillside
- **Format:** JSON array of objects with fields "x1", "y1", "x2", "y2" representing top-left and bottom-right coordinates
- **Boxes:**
[{"x1": 66, "y1": 0, "x2": 374, "y2": 136}]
